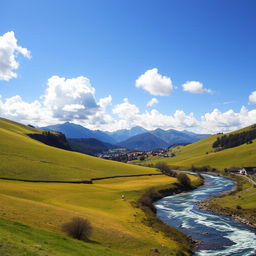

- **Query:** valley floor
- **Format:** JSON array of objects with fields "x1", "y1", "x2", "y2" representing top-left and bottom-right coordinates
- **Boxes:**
[{"x1": 0, "y1": 174, "x2": 200, "y2": 256}]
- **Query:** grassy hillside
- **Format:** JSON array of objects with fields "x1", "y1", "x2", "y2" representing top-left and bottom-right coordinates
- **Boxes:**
[
  {"x1": 0, "y1": 175, "x2": 197, "y2": 256},
  {"x1": 0, "y1": 218, "x2": 126, "y2": 256},
  {"x1": 0, "y1": 118, "x2": 156, "y2": 181},
  {"x1": 0, "y1": 117, "x2": 203, "y2": 255},
  {"x1": 141, "y1": 124, "x2": 256, "y2": 170}
]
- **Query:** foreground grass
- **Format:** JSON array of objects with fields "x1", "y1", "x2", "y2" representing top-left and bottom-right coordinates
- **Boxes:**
[
  {"x1": 0, "y1": 174, "x2": 200, "y2": 255},
  {"x1": 201, "y1": 175, "x2": 256, "y2": 227},
  {"x1": 0, "y1": 218, "x2": 126, "y2": 256},
  {"x1": 0, "y1": 118, "x2": 156, "y2": 181}
]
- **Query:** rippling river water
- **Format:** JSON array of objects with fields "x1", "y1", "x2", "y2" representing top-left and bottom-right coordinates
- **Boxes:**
[{"x1": 154, "y1": 174, "x2": 256, "y2": 256}]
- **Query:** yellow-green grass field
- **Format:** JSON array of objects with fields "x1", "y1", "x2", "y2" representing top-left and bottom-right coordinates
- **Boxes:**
[
  {"x1": 0, "y1": 117, "x2": 203, "y2": 255},
  {"x1": 0, "y1": 218, "x2": 126, "y2": 256},
  {"x1": 0, "y1": 174, "x2": 199, "y2": 256},
  {"x1": 0, "y1": 118, "x2": 156, "y2": 181},
  {"x1": 138, "y1": 124, "x2": 256, "y2": 170}
]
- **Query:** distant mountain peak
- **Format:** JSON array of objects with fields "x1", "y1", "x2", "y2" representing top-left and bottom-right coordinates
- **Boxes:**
[
  {"x1": 118, "y1": 132, "x2": 168, "y2": 151},
  {"x1": 154, "y1": 128, "x2": 164, "y2": 132},
  {"x1": 41, "y1": 122, "x2": 115, "y2": 144},
  {"x1": 41, "y1": 122, "x2": 211, "y2": 151}
]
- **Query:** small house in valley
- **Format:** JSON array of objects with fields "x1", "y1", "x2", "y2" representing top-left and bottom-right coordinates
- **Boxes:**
[{"x1": 238, "y1": 167, "x2": 256, "y2": 176}]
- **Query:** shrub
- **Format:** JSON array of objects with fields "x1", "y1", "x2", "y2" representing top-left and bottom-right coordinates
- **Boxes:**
[
  {"x1": 62, "y1": 217, "x2": 92, "y2": 241},
  {"x1": 177, "y1": 173, "x2": 191, "y2": 188},
  {"x1": 155, "y1": 162, "x2": 175, "y2": 177},
  {"x1": 190, "y1": 165, "x2": 213, "y2": 173},
  {"x1": 139, "y1": 156, "x2": 145, "y2": 161}
]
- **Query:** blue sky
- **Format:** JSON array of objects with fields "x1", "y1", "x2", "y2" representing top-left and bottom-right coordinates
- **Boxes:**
[{"x1": 0, "y1": 0, "x2": 256, "y2": 133}]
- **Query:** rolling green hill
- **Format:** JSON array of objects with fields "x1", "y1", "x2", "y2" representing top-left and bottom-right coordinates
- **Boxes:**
[
  {"x1": 0, "y1": 117, "x2": 202, "y2": 255},
  {"x1": 141, "y1": 124, "x2": 256, "y2": 170},
  {"x1": 0, "y1": 117, "x2": 156, "y2": 181}
]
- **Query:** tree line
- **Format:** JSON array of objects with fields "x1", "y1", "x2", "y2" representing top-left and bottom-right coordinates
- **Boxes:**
[{"x1": 212, "y1": 127, "x2": 256, "y2": 150}]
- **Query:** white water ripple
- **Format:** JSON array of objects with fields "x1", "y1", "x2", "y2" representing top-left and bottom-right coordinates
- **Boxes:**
[{"x1": 155, "y1": 174, "x2": 256, "y2": 256}]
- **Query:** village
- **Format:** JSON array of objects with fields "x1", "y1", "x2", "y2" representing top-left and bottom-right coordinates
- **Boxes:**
[{"x1": 97, "y1": 149, "x2": 175, "y2": 162}]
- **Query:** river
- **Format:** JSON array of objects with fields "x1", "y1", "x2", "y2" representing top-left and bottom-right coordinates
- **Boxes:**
[{"x1": 154, "y1": 173, "x2": 256, "y2": 256}]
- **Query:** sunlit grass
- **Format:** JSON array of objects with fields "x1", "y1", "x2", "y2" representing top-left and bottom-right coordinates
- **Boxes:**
[
  {"x1": 0, "y1": 118, "x2": 156, "y2": 181},
  {"x1": 0, "y1": 175, "x2": 192, "y2": 255}
]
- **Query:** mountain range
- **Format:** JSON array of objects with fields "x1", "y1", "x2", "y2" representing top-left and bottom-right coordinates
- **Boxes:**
[
  {"x1": 117, "y1": 132, "x2": 169, "y2": 151},
  {"x1": 105, "y1": 126, "x2": 148, "y2": 142},
  {"x1": 41, "y1": 122, "x2": 210, "y2": 151},
  {"x1": 42, "y1": 122, "x2": 116, "y2": 144}
]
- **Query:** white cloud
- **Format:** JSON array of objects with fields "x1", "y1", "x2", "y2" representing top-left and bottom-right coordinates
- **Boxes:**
[
  {"x1": 1, "y1": 91, "x2": 256, "y2": 134},
  {"x1": 0, "y1": 95, "x2": 50, "y2": 126},
  {"x1": 43, "y1": 75, "x2": 99, "y2": 121},
  {"x1": 62, "y1": 104, "x2": 85, "y2": 112},
  {"x1": 112, "y1": 98, "x2": 139, "y2": 119},
  {"x1": 182, "y1": 81, "x2": 212, "y2": 94},
  {"x1": 133, "y1": 109, "x2": 198, "y2": 131},
  {"x1": 0, "y1": 75, "x2": 105, "y2": 126},
  {"x1": 1, "y1": 73, "x2": 256, "y2": 134},
  {"x1": 0, "y1": 31, "x2": 31, "y2": 81},
  {"x1": 135, "y1": 68, "x2": 173, "y2": 96},
  {"x1": 200, "y1": 106, "x2": 256, "y2": 133},
  {"x1": 147, "y1": 98, "x2": 159, "y2": 107},
  {"x1": 81, "y1": 95, "x2": 113, "y2": 130},
  {"x1": 249, "y1": 91, "x2": 256, "y2": 104},
  {"x1": 98, "y1": 95, "x2": 112, "y2": 110},
  {"x1": 105, "y1": 101, "x2": 256, "y2": 133}
]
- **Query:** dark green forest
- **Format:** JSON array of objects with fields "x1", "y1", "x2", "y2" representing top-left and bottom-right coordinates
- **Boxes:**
[{"x1": 212, "y1": 126, "x2": 256, "y2": 150}]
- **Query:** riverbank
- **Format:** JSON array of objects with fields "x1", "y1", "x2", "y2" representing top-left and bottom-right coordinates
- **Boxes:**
[
  {"x1": 135, "y1": 172, "x2": 204, "y2": 255},
  {"x1": 154, "y1": 173, "x2": 256, "y2": 255},
  {"x1": 197, "y1": 173, "x2": 256, "y2": 229}
]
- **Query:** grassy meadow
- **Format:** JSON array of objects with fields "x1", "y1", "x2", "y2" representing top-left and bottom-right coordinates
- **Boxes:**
[
  {"x1": 0, "y1": 117, "x2": 203, "y2": 255},
  {"x1": 0, "y1": 118, "x2": 156, "y2": 181},
  {"x1": 0, "y1": 175, "x2": 197, "y2": 256}
]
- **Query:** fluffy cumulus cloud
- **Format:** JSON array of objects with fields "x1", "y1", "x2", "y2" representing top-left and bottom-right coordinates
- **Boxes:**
[
  {"x1": 0, "y1": 31, "x2": 31, "y2": 81},
  {"x1": 147, "y1": 98, "x2": 159, "y2": 107},
  {"x1": 1, "y1": 72, "x2": 256, "y2": 133},
  {"x1": 112, "y1": 98, "x2": 139, "y2": 119},
  {"x1": 101, "y1": 99, "x2": 256, "y2": 133},
  {"x1": 135, "y1": 68, "x2": 173, "y2": 96},
  {"x1": 43, "y1": 76, "x2": 99, "y2": 121},
  {"x1": 98, "y1": 95, "x2": 112, "y2": 110},
  {"x1": 81, "y1": 95, "x2": 114, "y2": 130},
  {"x1": 249, "y1": 91, "x2": 256, "y2": 104},
  {"x1": 200, "y1": 106, "x2": 256, "y2": 133},
  {"x1": 0, "y1": 95, "x2": 49, "y2": 125},
  {"x1": 1, "y1": 89, "x2": 256, "y2": 133},
  {"x1": 0, "y1": 75, "x2": 107, "y2": 126},
  {"x1": 182, "y1": 81, "x2": 212, "y2": 94},
  {"x1": 132, "y1": 109, "x2": 198, "y2": 131}
]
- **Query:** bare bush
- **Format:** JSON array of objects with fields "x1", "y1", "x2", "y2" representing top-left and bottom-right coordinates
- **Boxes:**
[
  {"x1": 177, "y1": 173, "x2": 191, "y2": 188},
  {"x1": 155, "y1": 162, "x2": 175, "y2": 177},
  {"x1": 62, "y1": 217, "x2": 92, "y2": 241}
]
